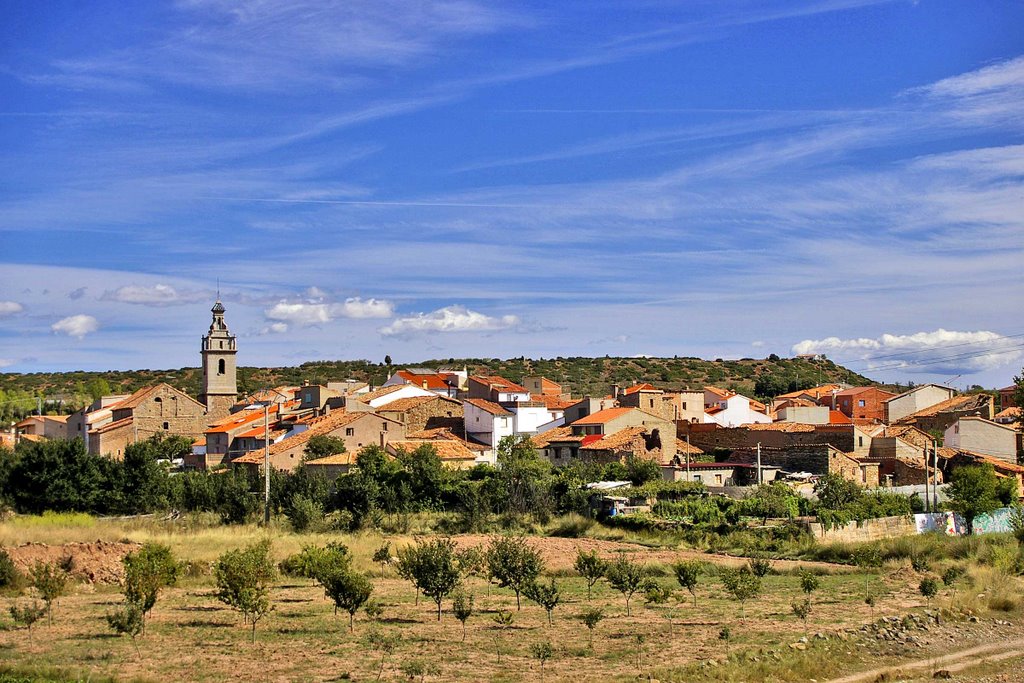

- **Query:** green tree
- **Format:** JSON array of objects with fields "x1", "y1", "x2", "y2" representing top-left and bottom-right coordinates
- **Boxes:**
[
  {"x1": 372, "y1": 542, "x2": 392, "y2": 579},
  {"x1": 287, "y1": 493, "x2": 324, "y2": 532},
  {"x1": 123, "y1": 542, "x2": 178, "y2": 632},
  {"x1": 323, "y1": 569, "x2": 374, "y2": 631},
  {"x1": 791, "y1": 599, "x2": 811, "y2": 631},
  {"x1": 86, "y1": 378, "x2": 111, "y2": 401},
  {"x1": 919, "y1": 577, "x2": 939, "y2": 605},
  {"x1": 405, "y1": 538, "x2": 462, "y2": 621},
  {"x1": 579, "y1": 607, "x2": 604, "y2": 649},
  {"x1": 605, "y1": 555, "x2": 645, "y2": 617},
  {"x1": 746, "y1": 482, "x2": 799, "y2": 523},
  {"x1": 214, "y1": 540, "x2": 276, "y2": 643},
  {"x1": 624, "y1": 456, "x2": 661, "y2": 486},
  {"x1": 720, "y1": 566, "x2": 761, "y2": 618},
  {"x1": 947, "y1": 464, "x2": 1001, "y2": 535},
  {"x1": 813, "y1": 473, "x2": 863, "y2": 510},
  {"x1": 799, "y1": 570, "x2": 820, "y2": 603},
  {"x1": 673, "y1": 560, "x2": 701, "y2": 607},
  {"x1": 573, "y1": 549, "x2": 607, "y2": 600},
  {"x1": 530, "y1": 640, "x2": 554, "y2": 681},
  {"x1": 304, "y1": 434, "x2": 347, "y2": 460},
  {"x1": 452, "y1": 589, "x2": 474, "y2": 641},
  {"x1": 106, "y1": 601, "x2": 144, "y2": 655},
  {"x1": 524, "y1": 578, "x2": 561, "y2": 625},
  {"x1": 9, "y1": 439, "x2": 104, "y2": 513},
  {"x1": 30, "y1": 561, "x2": 69, "y2": 625},
  {"x1": 485, "y1": 536, "x2": 544, "y2": 610},
  {"x1": 8, "y1": 602, "x2": 46, "y2": 636}
]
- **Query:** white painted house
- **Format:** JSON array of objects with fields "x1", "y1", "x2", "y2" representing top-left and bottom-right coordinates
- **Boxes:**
[
  {"x1": 885, "y1": 384, "x2": 955, "y2": 423},
  {"x1": 704, "y1": 393, "x2": 771, "y2": 428},
  {"x1": 464, "y1": 398, "x2": 515, "y2": 449}
]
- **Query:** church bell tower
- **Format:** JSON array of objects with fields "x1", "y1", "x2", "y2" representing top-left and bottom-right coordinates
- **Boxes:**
[{"x1": 200, "y1": 299, "x2": 237, "y2": 420}]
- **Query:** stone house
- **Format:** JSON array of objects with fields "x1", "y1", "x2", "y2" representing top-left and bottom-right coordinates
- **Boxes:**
[
  {"x1": 894, "y1": 393, "x2": 994, "y2": 433},
  {"x1": 884, "y1": 384, "x2": 955, "y2": 424},
  {"x1": 87, "y1": 384, "x2": 208, "y2": 460},
  {"x1": 13, "y1": 415, "x2": 69, "y2": 440},
  {"x1": 376, "y1": 395, "x2": 464, "y2": 433}
]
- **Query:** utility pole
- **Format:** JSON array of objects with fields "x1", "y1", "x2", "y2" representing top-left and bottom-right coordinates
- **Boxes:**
[
  {"x1": 756, "y1": 442, "x2": 762, "y2": 486},
  {"x1": 264, "y1": 403, "x2": 271, "y2": 526},
  {"x1": 924, "y1": 444, "x2": 931, "y2": 513},
  {"x1": 932, "y1": 441, "x2": 939, "y2": 511},
  {"x1": 685, "y1": 434, "x2": 691, "y2": 481}
]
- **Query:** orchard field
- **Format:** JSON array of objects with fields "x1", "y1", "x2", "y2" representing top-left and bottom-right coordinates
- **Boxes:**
[{"x1": 1, "y1": 514, "x2": 1023, "y2": 682}]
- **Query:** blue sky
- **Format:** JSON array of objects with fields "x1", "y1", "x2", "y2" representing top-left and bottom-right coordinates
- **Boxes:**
[{"x1": 1, "y1": 0, "x2": 1022, "y2": 390}]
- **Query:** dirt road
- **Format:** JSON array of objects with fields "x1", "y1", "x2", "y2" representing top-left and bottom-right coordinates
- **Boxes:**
[{"x1": 827, "y1": 637, "x2": 1024, "y2": 683}]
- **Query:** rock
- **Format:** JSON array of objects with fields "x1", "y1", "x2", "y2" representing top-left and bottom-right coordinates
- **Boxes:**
[
  {"x1": 933, "y1": 670, "x2": 952, "y2": 679},
  {"x1": 799, "y1": 636, "x2": 808, "y2": 644},
  {"x1": 789, "y1": 642, "x2": 807, "y2": 651},
  {"x1": 969, "y1": 616, "x2": 979, "y2": 623}
]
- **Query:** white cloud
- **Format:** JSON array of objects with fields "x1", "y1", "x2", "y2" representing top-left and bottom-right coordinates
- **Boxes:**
[
  {"x1": 751, "y1": 340, "x2": 765, "y2": 348},
  {"x1": 51, "y1": 314, "x2": 100, "y2": 339},
  {"x1": 0, "y1": 301, "x2": 24, "y2": 317},
  {"x1": 260, "y1": 322, "x2": 289, "y2": 335},
  {"x1": 264, "y1": 297, "x2": 394, "y2": 326},
  {"x1": 101, "y1": 283, "x2": 207, "y2": 306},
  {"x1": 379, "y1": 305, "x2": 519, "y2": 337},
  {"x1": 792, "y1": 329, "x2": 1023, "y2": 374},
  {"x1": 0, "y1": 358, "x2": 14, "y2": 369}
]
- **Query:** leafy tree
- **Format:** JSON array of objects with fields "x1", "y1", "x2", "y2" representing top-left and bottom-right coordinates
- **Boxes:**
[
  {"x1": 452, "y1": 590, "x2": 474, "y2": 641},
  {"x1": 455, "y1": 545, "x2": 486, "y2": 585},
  {"x1": 218, "y1": 469, "x2": 261, "y2": 525},
  {"x1": 106, "y1": 601, "x2": 144, "y2": 655},
  {"x1": 720, "y1": 566, "x2": 761, "y2": 618},
  {"x1": 942, "y1": 566, "x2": 965, "y2": 591},
  {"x1": 372, "y1": 542, "x2": 392, "y2": 579},
  {"x1": 525, "y1": 578, "x2": 561, "y2": 625},
  {"x1": 579, "y1": 607, "x2": 604, "y2": 649},
  {"x1": 404, "y1": 538, "x2": 461, "y2": 621},
  {"x1": 9, "y1": 439, "x2": 104, "y2": 513},
  {"x1": 30, "y1": 561, "x2": 69, "y2": 625},
  {"x1": 396, "y1": 543, "x2": 424, "y2": 605},
  {"x1": 748, "y1": 556, "x2": 772, "y2": 578},
  {"x1": 1012, "y1": 367, "x2": 1024, "y2": 426},
  {"x1": 605, "y1": 555, "x2": 645, "y2": 616},
  {"x1": 530, "y1": 640, "x2": 554, "y2": 681},
  {"x1": 8, "y1": 602, "x2": 46, "y2": 636},
  {"x1": 947, "y1": 464, "x2": 1001, "y2": 535},
  {"x1": 323, "y1": 569, "x2": 374, "y2": 631},
  {"x1": 0, "y1": 547, "x2": 20, "y2": 588},
  {"x1": 673, "y1": 560, "x2": 701, "y2": 607},
  {"x1": 919, "y1": 576, "x2": 938, "y2": 605},
  {"x1": 799, "y1": 570, "x2": 820, "y2": 602},
  {"x1": 746, "y1": 483, "x2": 799, "y2": 523},
  {"x1": 214, "y1": 540, "x2": 276, "y2": 643},
  {"x1": 304, "y1": 434, "x2": 347, "y2": 460},
  {"x1": 485, "y1": 536, "x2": 544, "y2": 610},
  {"x1": 86, "y1": 377, "x2": 111, "y2": 401},
  {"x1": 573, "y1": 549, "x2": 607, "y2": 600},
  {"x1": 624, "y1": 456, "x2": 661, "y2": 486},
  {"x1": 123, "y1": 542, "x2": 178, "y2": 632},
  {"x1": 287, "y1": 493, "x2": 323, "y2": 532},
  {"x1": 814, "y1": 473, "x2": 863, "y2": 510}
]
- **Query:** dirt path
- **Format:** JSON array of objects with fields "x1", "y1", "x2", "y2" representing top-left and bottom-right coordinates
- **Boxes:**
[{"x1": 827, "y1": 637, "x2": 1024, "y2": 683}]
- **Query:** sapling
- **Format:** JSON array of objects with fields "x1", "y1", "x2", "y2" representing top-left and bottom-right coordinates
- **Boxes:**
[
  {"x1": 8, "y1": 602, "x2": 46, "y2": 638},
  {"x1": 525, "y1": 578, "x2": 561, "y2": 625},
  {"x1": 492, "y1": 610, "x2": 514, "y2": 663},
  {"x1": 605, "y1": 555, "x2": 644, "y2": 616},
  {"x1": 106, "y1": 601, "x2": 144, "y2": 656},
  {"x1": 530, "y1": 640, "x2": 554, "y2": 681},
  {"x1": 800, "y1": 570, "x2": 820, "y2": 604},
  {"x1": 791, "y1": 599, "x2": 811, "y2": 632},
  {"x1": 579, "y1": 607, "x2": 604, "y2": 649},
  {"x1": 452, "y1": 590, "x2": 474, "y2": 641},
  {"x1": 30, "y1": 561, "x2": 69, "y2": 626},
  {"x1": 372, "y1": 542, "x2": 391, "y2": 579},
  {"x1": 673, "y1": 560, "x2": 701, "y2": 607},
  {"x1": 720, "y1": 566, "x2": 761, "y2": 619},
  {"x1": 919, "y1": 577, "x2": 939, "y2": 606},
  {"x1": 573, "y1": 549, "x2": 607, "y2": 600}
]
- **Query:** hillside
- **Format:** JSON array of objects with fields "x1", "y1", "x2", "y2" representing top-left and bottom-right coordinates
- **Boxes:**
[{"x1": 0, "y1": 355, "x2": 874, "y2": 416}]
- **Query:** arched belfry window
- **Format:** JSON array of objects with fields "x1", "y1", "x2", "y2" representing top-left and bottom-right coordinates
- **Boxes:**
[{"x1": 218, "y1": 359, "x2": 226, "y2": 375}]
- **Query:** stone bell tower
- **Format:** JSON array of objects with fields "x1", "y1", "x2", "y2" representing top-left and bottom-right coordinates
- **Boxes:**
[{"x1": 200, "y1": 299, "x2": 237, "y2": 420}]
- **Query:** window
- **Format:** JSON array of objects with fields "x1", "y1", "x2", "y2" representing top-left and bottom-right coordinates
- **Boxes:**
[
  {"x1": 649, "y1": 399, "x2": 655, "y2": 408},
  {"x1": 715, "y1": 474, "x2": 722, "y2": 484},
  {"x1": 857, "y1": 399, "x2": 865, "y2": 408},
  {"x1": 382, "y1": 423, "x2": 388, "y2": 431},
  {"x1": 154, "y1": 397, "x2": 162, "y2": 402},
  {"x1": 682, "y1": 402, "x2": 687, "y2": 410},
  {"x1": 162, "y1": 422, "x2": 169, "y2": 430},
  {"x1": 693, "y1": 474, "x2": 702, "y2": 482},
  {"x1": 345, "y1": 428, "x2": 354, "y2": 436},
  {"x1": 858, "y1": 436, "x2": 864, "y2": 447},
  {"x1": 304, "y1": 392, "x2": 312, "y2": 403},
  {"x1": 218, "y1": 359, "x2": 226, "y2": 375}
]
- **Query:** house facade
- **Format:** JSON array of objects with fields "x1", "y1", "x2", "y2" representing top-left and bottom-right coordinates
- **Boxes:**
[{"x1": 884, "y1": 384, "x2": 955, "y2": 424}]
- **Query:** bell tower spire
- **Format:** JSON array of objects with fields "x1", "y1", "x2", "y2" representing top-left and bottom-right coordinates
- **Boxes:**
[{"x1": 200, "y1": 298, "x2": 237, "y2": 420}]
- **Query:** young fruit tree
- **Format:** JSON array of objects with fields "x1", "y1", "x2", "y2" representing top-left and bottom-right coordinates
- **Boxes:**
[
  {"x1": 106, "y1": 600, "x2": 144, "y2": 656},
  {"x1": 406, "y1": 538, "x2": 462, "y2": 621},
  {"x1": 324, "y1": 568, "x2": 374, "y2": 632},
  {"x1": 30, "y1": 561, "x2": 69, "y2": 626},
  {"x1": 524, "y1": 578, "x2": 561, "y2": 625},
  {"x1": 791, "y1": 599, "x2": 811, "y2": 632},
  {"x1": 492, "y1": 610, "x2": 514, "y2": 663},
  {"x1": 8, "y1": 602, "x2": 46, "y2": 637},
  {"x1": 573, "y1": 549, "x2": 607, "y2": 600},
  {"x1": 123, "y1": 542, "x2": 179, "y2": 633},
  {"x1": 720, "y1": 565, "x2": 761, "y2": 618},
  {"x1": 605, "y1": 555, "x2": 645, "y2": 617},
  {"x1": 530, "y1": 640, "x2": 554, "y2": 681},
  {"x1": 485, "y1": 536, "x2": 544, "y2": 610},
  {"x1": 214, "y1": 540, "x2": 276, "y2": 643},
  {"x1": 672, "y1": 560, "x2": 701, "y2": 607},
  {"x1": 799, "y1": 570, "x2": 820, "y2": 604},
  {"x1": 579, "y1": 607, "x2": 604, "y2": 649},
  {"x1": 372, "y1": 542, "x2": 391, "y2": 579},
  {"x1": 452, "y1": 590, "x2": 474, "y2": 641},
  {"x1": 919, "y1": 576, "x2": 939, "y2": 606}
]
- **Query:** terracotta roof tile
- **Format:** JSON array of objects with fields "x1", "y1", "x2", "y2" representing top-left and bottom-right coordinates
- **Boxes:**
[
  {"x1": 746, "y1": 422, "x2": 815, "y2": 432},
  {"x1": 303, "y1": 452, "x2": 358, "y2": 466},
  {"x1": 581, "y1": 426, "x2": 647, "y2": 451},
  {"x1": 355, "y1": 385, "x2": 408, "y2": 403},
  {"x1": 572, "y1": 407, "x2": 634, "y2": 426},
  {"x1": 393, "y1": 370, "x2": 453, "y2": 390},
  {"x1": 388, "y1": 440, "x2": 477, "y2": 461},
  {"x1": 91, "y1": 416, "x2": 134, "y2": 435},
  {"x1": 464, "y1": 398, "x2": 513, "y2": 416},
  {"x1": 775, "y1": 384, "x2": 843, "y2": 400},
  {"x1": 378, "y1": 395, "x2": 460, "y2": 413},
  {"x1": 896, "y1": 393, "x2": 990, "y2": 422},
  {"x1": 623, "y1": 383, "x2": 657, "y2": 395},
  {"x1": 704, "y1": 386, "x2": 733, "y2": 398},
  {"x1": 470, "y1": 375, "x2": 529, "y2": 394},
  {"x1": 531, "y1": 427, "x2": 584, "y2": 448}
]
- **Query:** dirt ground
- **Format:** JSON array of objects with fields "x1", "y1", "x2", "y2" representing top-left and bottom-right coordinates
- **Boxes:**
[{"x1": 6, "y1": 540, "x2": 139, "y2": 584}]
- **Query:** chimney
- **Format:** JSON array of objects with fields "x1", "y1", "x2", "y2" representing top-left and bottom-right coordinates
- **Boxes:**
[{"x1": 612, "y1": 384, "x2": 621, "y2": 399}]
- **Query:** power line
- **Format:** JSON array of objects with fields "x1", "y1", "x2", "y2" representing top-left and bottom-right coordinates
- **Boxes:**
[
  {"x1": 851, "y1": 343, "x2": 1024, "y2": 373},
  {"x1": 829, "y1": 331, "x2": 1024, "y2": 365}
]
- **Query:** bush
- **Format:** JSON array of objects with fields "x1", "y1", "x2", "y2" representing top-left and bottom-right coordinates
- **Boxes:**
[
  {"x1": 287, "y1": 494, "x2": 324, "y2": 532},
  {"x1": 0, "y1": 547, "x2": 21, "y2": 589}
]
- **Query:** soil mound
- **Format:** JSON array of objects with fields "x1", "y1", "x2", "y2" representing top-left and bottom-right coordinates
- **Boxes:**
[{"x1": 6, "y1": 540, "x2": 140, "y2": 584}]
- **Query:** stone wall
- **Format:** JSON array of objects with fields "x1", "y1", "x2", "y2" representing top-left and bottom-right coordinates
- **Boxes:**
[
  {"x1": 805, "y1": 514, "x2": 917, "y2": 542},
  {"x1": 678, "y1": 423, "x2": 856, "y2": 454}
]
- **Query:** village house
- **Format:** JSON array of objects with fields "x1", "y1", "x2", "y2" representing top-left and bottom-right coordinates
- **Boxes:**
[
  {"x1": 998, "y1": 384, "x2": 1018, "y2": 410},
  {"x1": 14, "y1": 414, "x2": 69, "y2": 441},
  {"x1": 893, "y1": 393, "x2": 994, "y2": 433},
  {"x1": 86, "y1": 384, "x2": 209, "y2": 460},
  {"x1": 884, "y1": 384, "x2": 955, "y2": 424},
  {"x1": 382, "y1": 368, "x2": 461, "y2": 398},
  {"x1": 66, "y1": 394, "x2": 130, "y2": 451},
  {"x1": 944, "y1": 416, "x2": 1018, "y2": 463},
  {"x1": 462, "y1": 375, "x2": 564, "y2": 447},
  {"x1": 702, "y1": 386, "x2": 771, "y2": 427},
  {"x1": 830, "y1": 386, "x2": 897, "y2": 423},
  {"x1": 375, "y1": 394, "x2": 464, "y2": 433},
  {"x1": 350, "y1": 383, "x2": 436, "y2": 410},
  {"x1": 770, "y1": 384, "x2": 845, "y2": 411}
]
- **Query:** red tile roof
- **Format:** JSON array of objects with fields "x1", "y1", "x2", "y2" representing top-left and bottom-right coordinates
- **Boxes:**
[
  {"x1": 623, "y1": 383, "x2": 657, "y2": 395},
  {"x1": 582, "y1": 426, "x2": 647, "y2": 451},
  {"x1": 829, "y1": 410, "x2": 852, "y2": 424},
  {"x1": 572, "y1": 407, "x2": 634, "y2": 426},
  {"x1": 394, "y1": 370, "x2": 452, "y2": 390},
  {"x1": 704, "y1": 386, "x2": 733, "y2": 398},
  {"x1": 464, "y1": 398, "x2": 513, "y2": 416},
  {"x1": 470, "y1": 375, "x2": 529, "y2": 394}
]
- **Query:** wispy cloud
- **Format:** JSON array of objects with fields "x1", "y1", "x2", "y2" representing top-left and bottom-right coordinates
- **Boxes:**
[
  {"x1": 101, "y1": 283, "x2": 209, "y2": 306},
  {"x1": 379, "y1": 305, "x2": 520, "y2": 337},
  {"x1": 264, "y1": 297, "x2": 394, "y2": 327}
]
